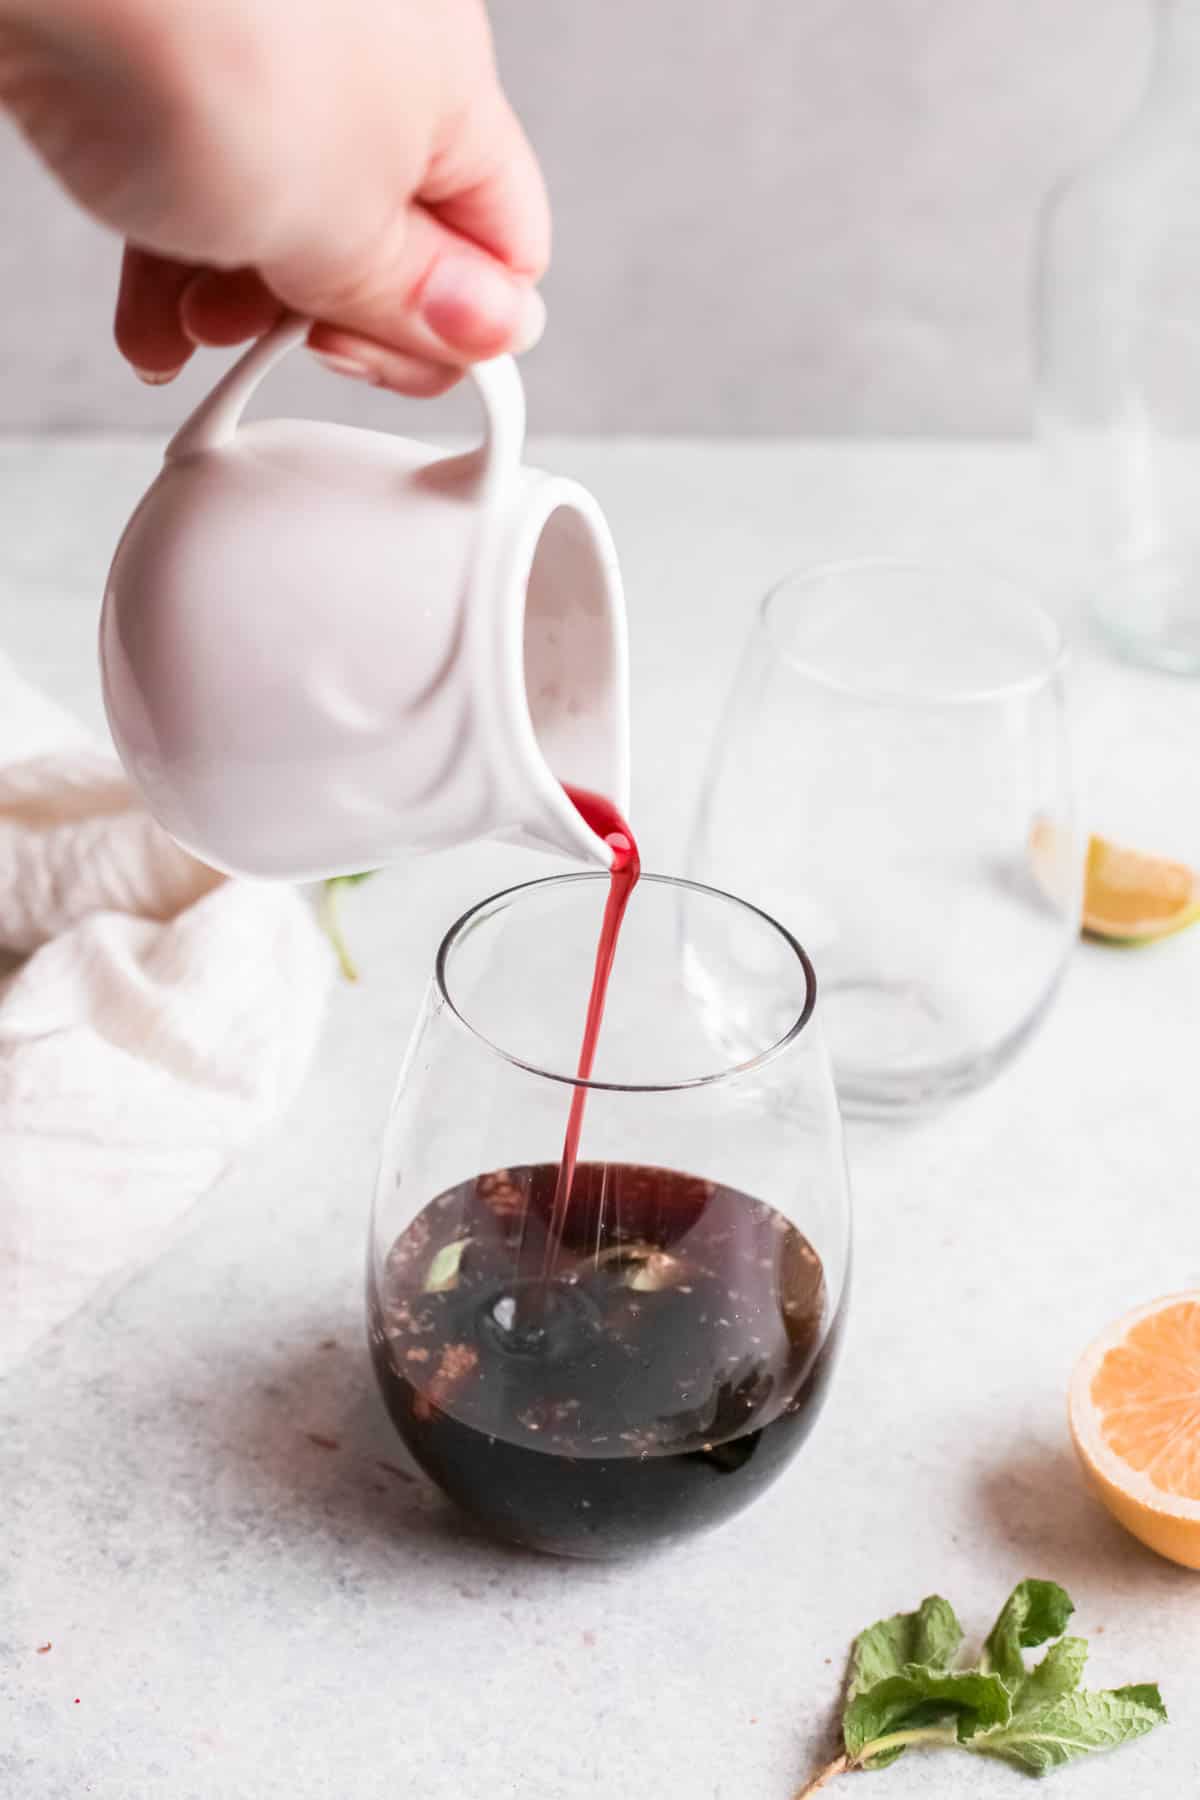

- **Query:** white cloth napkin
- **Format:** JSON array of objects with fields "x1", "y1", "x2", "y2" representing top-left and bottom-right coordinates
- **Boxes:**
[{"x1": 0, "y1": 656, "x2": 332, "y2": 1372}]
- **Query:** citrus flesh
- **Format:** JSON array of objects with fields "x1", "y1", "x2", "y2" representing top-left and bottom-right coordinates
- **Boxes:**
[
  {"x1": 1069, "y1": 1293, "x2": 1200, "y2": 1570},
  {"x1": 1082, "y1": 836, "x2": 1200, "y2": 943}
]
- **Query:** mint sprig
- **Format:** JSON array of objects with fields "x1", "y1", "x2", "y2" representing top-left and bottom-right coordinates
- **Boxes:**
[
  {"x1": 317, "y1": 872, "x2": 375, "y2": 982},
  {"x1": 797, "y1": 1581, "x2": 1165, "y2": 1793}
]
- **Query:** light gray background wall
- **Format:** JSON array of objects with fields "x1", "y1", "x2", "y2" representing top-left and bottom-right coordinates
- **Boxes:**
[{"x1": 0, "y1": 0, "x2": 1149, "y2": 435}]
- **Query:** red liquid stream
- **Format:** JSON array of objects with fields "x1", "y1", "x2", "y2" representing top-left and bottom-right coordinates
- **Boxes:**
[{"x1": 541, "y1": 785, "x2": 641, "y2": 1273}]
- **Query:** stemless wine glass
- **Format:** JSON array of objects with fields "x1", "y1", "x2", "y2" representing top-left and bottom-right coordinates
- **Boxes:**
[
  {"x1": 685, "y1": 560, "x2": 1080, "y2": 1115},
  {"x1": 367, "y1": 873, "x2": 850, "y2": 1559}
]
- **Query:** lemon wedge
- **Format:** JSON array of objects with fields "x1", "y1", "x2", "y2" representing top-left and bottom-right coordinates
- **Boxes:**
[{"x1": 1082, "y1": 835, "x2": 1200, "y2": 944}]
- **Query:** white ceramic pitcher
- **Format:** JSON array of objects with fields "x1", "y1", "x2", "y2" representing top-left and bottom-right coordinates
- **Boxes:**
[{"x1": 100, "y1": 317, "x2": 629, "y2": 879}]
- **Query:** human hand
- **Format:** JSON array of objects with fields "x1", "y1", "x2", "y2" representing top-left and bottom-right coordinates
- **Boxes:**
[{"x1": 0, "y1": 0, "x2": 549, "y2": 393}]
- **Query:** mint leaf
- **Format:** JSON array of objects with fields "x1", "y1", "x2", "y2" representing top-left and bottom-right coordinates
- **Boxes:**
[
  {"x1": 850, "y1": 1596, "x2": 963, "y2": 1695},
  {"x1": 971, "y1": 1682, "x2": 1168, "y2": 1776},
  {"x1": 793, "y1": 1581, "x2": 1167, "y2": 1797},
  {"x1": 983, "y1": 1580, "x2": 1074, "y2": 1682},
  {"x1": 1012, "y1": 1636, "x2": 1089, "y2": 1711},
  {"x1": 424, "y1": 1239, "x2": 469, "y2": 1293},
  {"x1": 844, "y1": 1667, "x2": 1011, "y2": 1766},
  {"x1": 841, "y1": 1597, "x2": 967, "y2": 1768}
]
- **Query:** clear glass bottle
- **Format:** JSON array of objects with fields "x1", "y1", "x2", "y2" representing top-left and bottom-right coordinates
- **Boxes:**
[{"x1": 1037, "y1": 0, "x2": 1200, "y2": 674}]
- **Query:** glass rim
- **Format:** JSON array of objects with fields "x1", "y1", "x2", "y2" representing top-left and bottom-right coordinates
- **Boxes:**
[
  {"x1": 759, "y1": 556, "x2": 1068, "y2": 706},
  {"x1": 434, "y1": 870, "x2": 818, "y2": 1094}
]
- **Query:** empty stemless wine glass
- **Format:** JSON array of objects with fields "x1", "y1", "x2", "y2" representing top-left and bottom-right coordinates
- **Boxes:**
[
  {"x1": 367, "y1": 873, "x2": 849, "y2": 1559},
  {"x1": 685, "y1": 560, "x2": 1080, "y2": 1114}
]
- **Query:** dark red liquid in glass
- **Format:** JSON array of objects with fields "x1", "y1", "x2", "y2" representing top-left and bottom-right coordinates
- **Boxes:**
[
  {"x1": 368, "y1": 1162, "x2": 841, "y2": 1556},
  {"x1": 369, "y1": 786, "x2": 841, "y2": 1554}
]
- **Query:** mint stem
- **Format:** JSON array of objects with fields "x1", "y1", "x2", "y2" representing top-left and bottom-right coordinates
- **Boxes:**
[
  {"x1": 858, "y1": 1724, "x2": 960, "y2": 1761},
  {"x1": 794, "y1": 1752, "x2": 848, "y2": 1796},
  {"x1": 318, "y1": 882, "x2": 359, "y2": 982},
  {"x1": 795, "y1": 1725, "x2": 960, "y2": 1795}
]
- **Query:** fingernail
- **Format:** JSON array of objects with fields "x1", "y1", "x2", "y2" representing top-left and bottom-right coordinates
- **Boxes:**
[
  {"x1": 513, "y1": 287, "x2": 547, "y2": 355},
  {"x1": 178, "y1": 270, "x2": 215, "y2": 345},
  {"x1": 421, "y1": 257, "x2": 544, "y2": 355},
  {"x1": 312, "y1": 350, "x2": 371, "y2": 381},
  {"x1": 134, "y1": 366, "x2": 183, "y2": 386}
]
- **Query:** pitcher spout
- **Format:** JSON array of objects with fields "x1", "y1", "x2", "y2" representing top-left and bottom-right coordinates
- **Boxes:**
[{"x1": 487, "y1": 475, "x2": 630, "y2": 868}]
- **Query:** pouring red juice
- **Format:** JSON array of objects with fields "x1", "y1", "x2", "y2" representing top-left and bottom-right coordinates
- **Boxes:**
[{"x1": 368, "y1": 784, "x2": 838, "y2": 1555}]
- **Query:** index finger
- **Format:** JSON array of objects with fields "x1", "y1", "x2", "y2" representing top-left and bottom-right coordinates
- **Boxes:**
[{"x1": 114, "y1": 246, "x2": 197, "y2": 380}]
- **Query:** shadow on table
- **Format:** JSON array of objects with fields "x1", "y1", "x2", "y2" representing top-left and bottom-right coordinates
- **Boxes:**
[
  {"x1": 165, "y1": 1312, "x2": 617, "y2": 1592},
  {"x1": 973, "y1": 1437, "x2": 1174, "y2": 1596}
]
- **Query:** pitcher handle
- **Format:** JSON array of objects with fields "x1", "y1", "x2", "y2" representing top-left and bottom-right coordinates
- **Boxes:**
[{"x1": 166, "y1": 313, "x2": 526, "y2": 501}]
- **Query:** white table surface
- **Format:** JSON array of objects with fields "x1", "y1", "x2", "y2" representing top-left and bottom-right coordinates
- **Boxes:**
[{"x1": 1, "y1": 437, "x2": 1197, "y2": 1800}]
